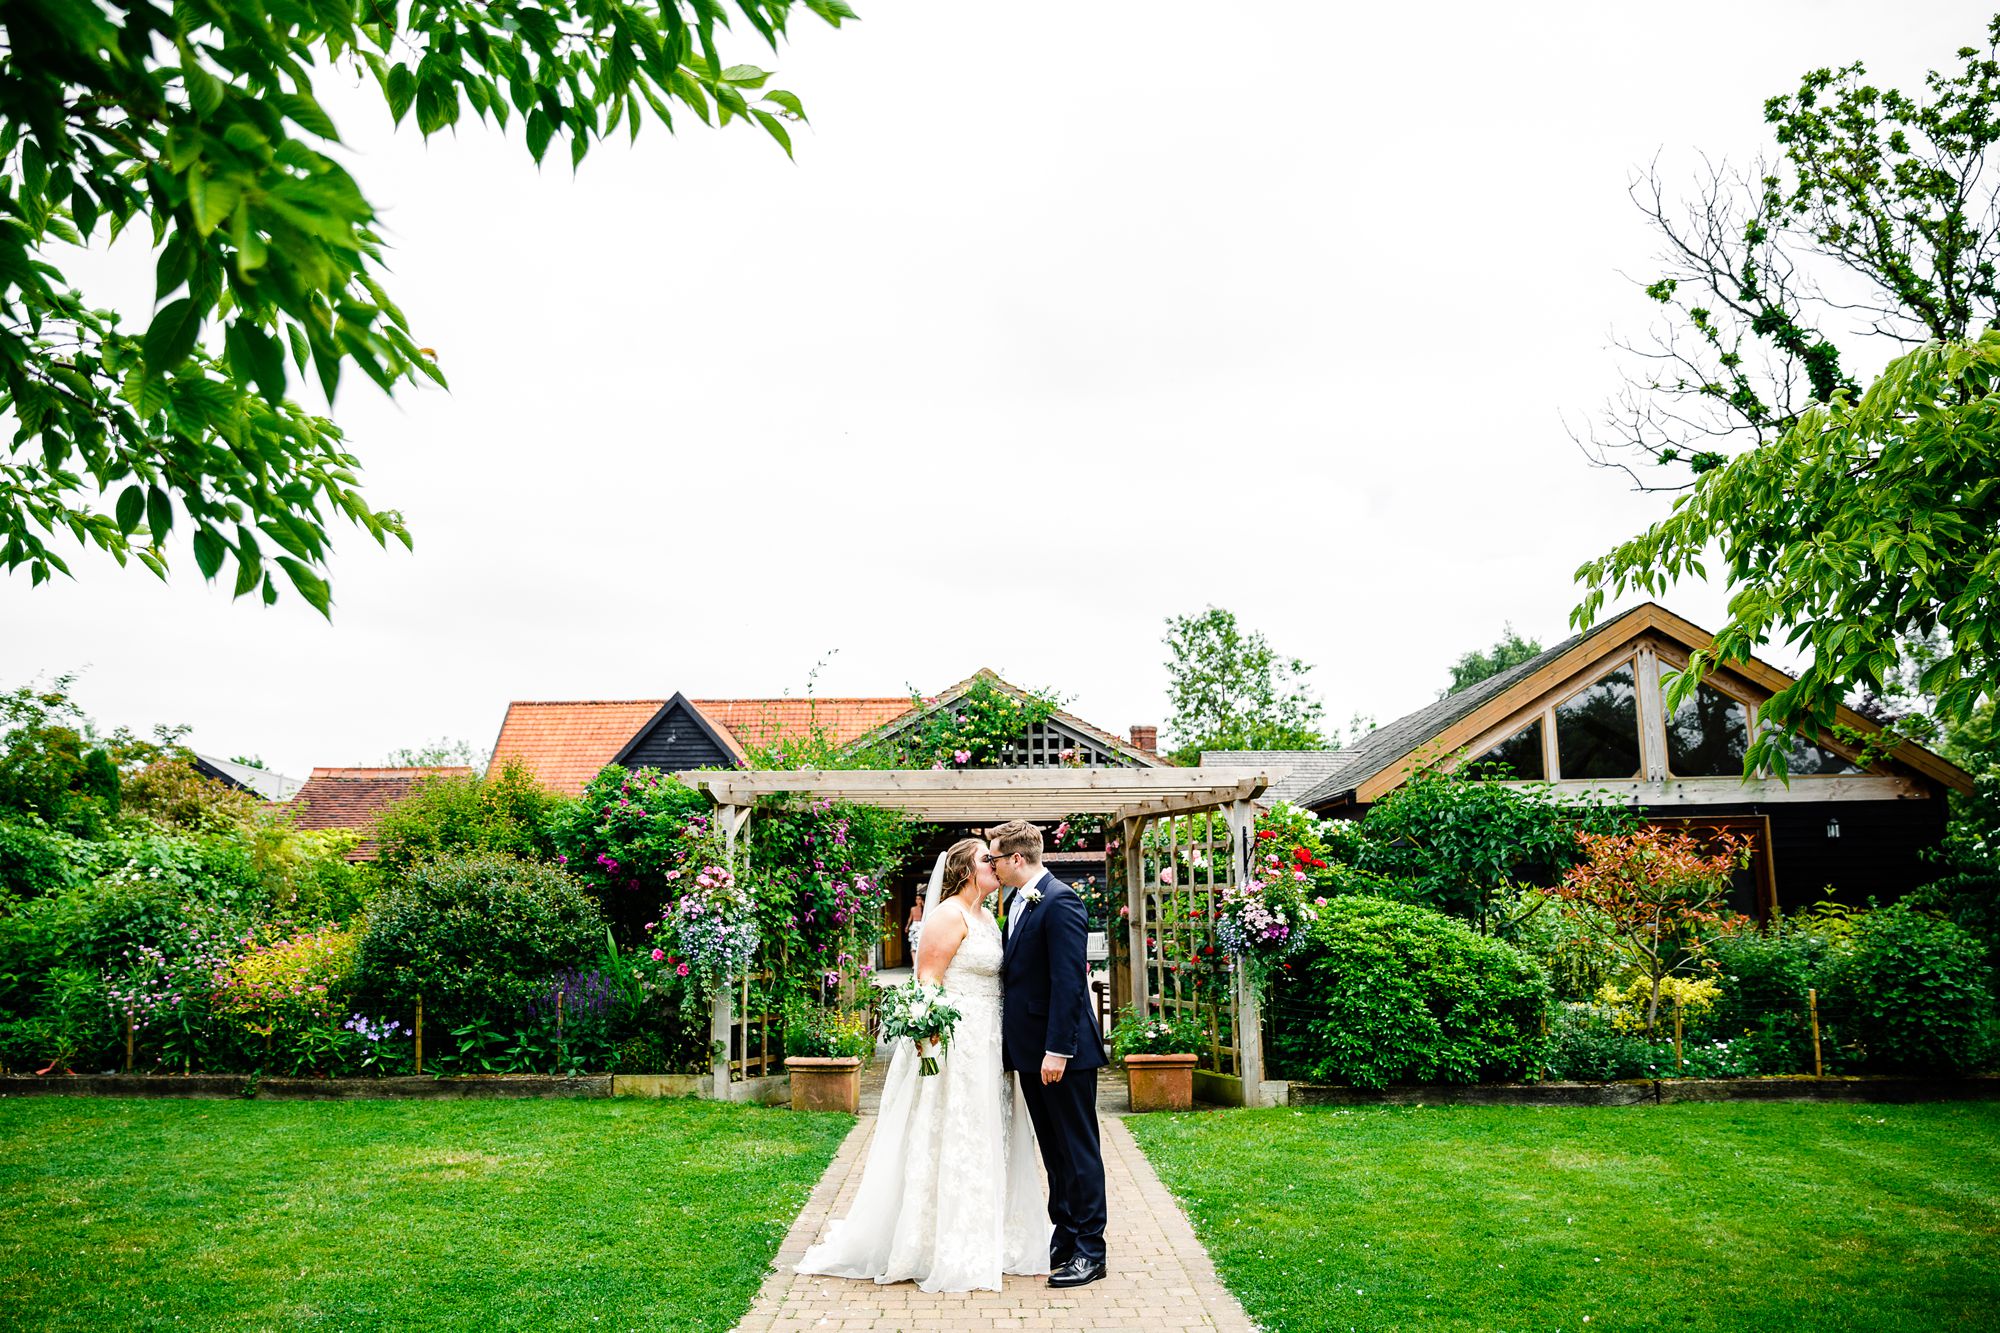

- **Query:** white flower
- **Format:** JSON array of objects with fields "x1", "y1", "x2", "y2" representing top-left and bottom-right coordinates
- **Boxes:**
[
  {"x1": 909, "y1": 1002, "x2": 929, "y2": 1021},
  {"x1": 1021, "y1": 886, "x2": 1044, "y2": 905}
]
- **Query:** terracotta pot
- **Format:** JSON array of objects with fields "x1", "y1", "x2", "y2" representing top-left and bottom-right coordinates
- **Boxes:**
[
  {"x1": 1124, "y1": 1052, "x2": 1198, "y2": 1112},
  {"x1": 787, "y1": 1056, "x2": 863, "y2": 1113}
]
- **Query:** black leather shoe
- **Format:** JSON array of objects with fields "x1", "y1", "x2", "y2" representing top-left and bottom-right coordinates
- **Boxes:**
[
  {"x1": 1050, "y1": 1248, "x2": 1075, "y2": 1271},
  {"x1": 1046, "y1": 1256, "x2": 1107, "y2": 1288}
]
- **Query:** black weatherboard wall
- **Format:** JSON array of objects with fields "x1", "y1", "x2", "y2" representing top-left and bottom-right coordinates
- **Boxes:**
[
  {"x1": 612, "y1": 696, "x2": 738, "y2": 772},
  {"x1": 1739, "y1": 799, "x2": 1950, "y2": 912}
]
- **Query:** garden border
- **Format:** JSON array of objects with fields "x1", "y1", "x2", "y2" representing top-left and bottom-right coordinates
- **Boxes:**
[
  {"x1": 1283, "y1": 1074, "x2": 2000, "y2": 1107},
  {"x1": 0, "y1": 1074, "x2": 617, "y2": 1100}
]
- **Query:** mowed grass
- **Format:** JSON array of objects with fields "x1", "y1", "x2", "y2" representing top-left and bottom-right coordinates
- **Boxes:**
[
  {"x1": 0, "y1": 1095, "x2": 852, "y2": 1332},
  {"x1": 1128, "y1": 1100, "x2": 2000, "y2": 1333}
]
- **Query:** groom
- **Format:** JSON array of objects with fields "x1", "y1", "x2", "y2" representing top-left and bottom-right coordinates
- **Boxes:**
[{"x1": 992, "y1": 818, "x2": 1108, "y2": 1289}]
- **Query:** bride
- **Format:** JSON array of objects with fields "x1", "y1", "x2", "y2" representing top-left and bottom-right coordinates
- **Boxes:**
[{"x1": 796, "y1": 837, "x2": 1051, "y2": 1292}]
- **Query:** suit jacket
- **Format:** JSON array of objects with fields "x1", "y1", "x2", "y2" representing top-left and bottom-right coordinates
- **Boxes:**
[{"x1": 999, "y1": 870, "x2": 1108, "y2": 1074}]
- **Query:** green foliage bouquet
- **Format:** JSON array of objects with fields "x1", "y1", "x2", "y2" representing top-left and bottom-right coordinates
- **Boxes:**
[{"x1": 877, "y1": 978, "x2": 961, "y2": 1076}]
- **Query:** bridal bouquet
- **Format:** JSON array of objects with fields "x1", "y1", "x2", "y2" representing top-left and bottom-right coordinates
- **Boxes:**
[{"x1": 877, "y1": 978, "x2": 962, "y2": 1076}]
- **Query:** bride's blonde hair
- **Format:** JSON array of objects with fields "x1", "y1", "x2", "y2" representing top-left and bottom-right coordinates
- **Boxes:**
[{"x1": 940, "y1": 838, "x2": 985, "y2": 899}]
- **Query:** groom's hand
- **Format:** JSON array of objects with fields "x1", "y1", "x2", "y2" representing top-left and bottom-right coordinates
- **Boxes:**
[{"x1": 1040, "y1": 1053, "x2": 1068, "y2": 1085}]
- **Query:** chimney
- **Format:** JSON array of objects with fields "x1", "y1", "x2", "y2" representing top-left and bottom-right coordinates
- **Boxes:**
[{"x1": 1129, "y1": 725, "x2": 1158, "y2": 755}]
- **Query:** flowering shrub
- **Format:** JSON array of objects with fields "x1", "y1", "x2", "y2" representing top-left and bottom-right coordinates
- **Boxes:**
[
  {"x1": 213, "y1": 923, "x2": 360, "y2": 1036},
  {"x1": 545, "y1": 766, "x2": 711, "y2": 936},
  {"x1": 861, "y1": 677, "x2": 1061, "y2": 769},
  {"x1": 633, "y1": 816, "x2": 758, "y2": 1004},
  {"x1": 98, "y1": 914, "x2": 237, "y2": 1070}
]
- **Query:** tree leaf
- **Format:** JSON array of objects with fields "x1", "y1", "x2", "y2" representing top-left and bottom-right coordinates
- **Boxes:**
[
  {"x1": 142, "y1": 298, "x2": 204, "y2": 371},
  {"x1": 115, "y1": 484, "x2": 144, "y2": 536},
  {"x1": 192, "y1": 527, "x2": 226, "y2": 579},
  {"x1": 145, "y1": 485, "x2": 172, "y2": 544}
]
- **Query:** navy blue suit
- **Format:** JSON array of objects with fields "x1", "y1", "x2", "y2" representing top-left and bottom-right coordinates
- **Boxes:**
[{"x1": 1001, "y1": 870, "x2": 1108, "y2": 1266}]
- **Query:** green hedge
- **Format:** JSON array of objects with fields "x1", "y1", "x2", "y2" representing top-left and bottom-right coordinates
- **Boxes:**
[
  {"x1": 1269, "y1": 897, "x2": 1551, "y2": 1088},
  {"x1": 354, "y1": 852, "x2": 604, "y2": 1029}
]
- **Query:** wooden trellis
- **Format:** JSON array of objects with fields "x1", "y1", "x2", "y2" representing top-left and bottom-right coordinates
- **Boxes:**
[
  {"x1": 678, "y1": 768, "x2": 1273, "y2": 1106},
  {"x1": 1121, "y1": 800, "x2": 1265, "y2": 1105}
]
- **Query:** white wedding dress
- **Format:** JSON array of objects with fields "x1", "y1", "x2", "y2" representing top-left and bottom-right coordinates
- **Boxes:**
[{"x1": 796, "y1": 903, "x2": 1051, "y2": 1291}]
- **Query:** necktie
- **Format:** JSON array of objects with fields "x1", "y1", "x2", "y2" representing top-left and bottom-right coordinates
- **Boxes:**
[{"x1": 1005, "y1": 890, "x2": 1020, "y2": 938}]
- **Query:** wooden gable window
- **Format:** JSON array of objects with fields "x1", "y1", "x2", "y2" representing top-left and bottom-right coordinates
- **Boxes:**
[
  {"x1": 1554, "y1": 662, "x2": 1642, "y2": 780},
  {"x1": 1782, "y1": 732, "x2": 1864, "y2": 776},
  {"x1": 1665, "y1": 682, "x2": 1752, "y2": 777},
  {"x1": 1473, "y1": 720, "x2": 1546, "y2": 781}
]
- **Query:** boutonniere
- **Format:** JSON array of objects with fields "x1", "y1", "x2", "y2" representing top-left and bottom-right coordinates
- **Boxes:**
[{"x1": 1020, "y1": 886, "x2": 1044, "y2": 908}]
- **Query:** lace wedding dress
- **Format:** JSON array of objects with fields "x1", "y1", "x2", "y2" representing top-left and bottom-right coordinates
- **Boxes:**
[{"x1": 796, "y1": 905, "x2": 1051, "y2": 1292}]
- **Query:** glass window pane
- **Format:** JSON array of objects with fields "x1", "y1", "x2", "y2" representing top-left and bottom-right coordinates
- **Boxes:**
[
  {"x1": 1473, "y1": 720, "x2": 1544, "y2": 780},
  {"x1": 1665, "y1": 683, "x2": 1750, "y2": 777},
  {"x1": 1555, "y1": 665, "x2": 1642, "y2": 779},
  {"x1": 1785, "y1": 733, "x2": 1863, "y2": 775}
]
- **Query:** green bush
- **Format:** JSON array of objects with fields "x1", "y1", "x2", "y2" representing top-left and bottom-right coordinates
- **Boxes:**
[
  {"x1": 1823, "y1": 903, "x2": 1996, "y2": 1074},
  {"x1": 1269, "y1": 896, "x2": 1552, "y2": 1089},
  {"x1": 371, "y1": 760, "x2": 560, "y2": 875},
  {"x1": 0, "y1": 818, "x2": 82, "y2": 900},
  {"x1": 354, "y1": 852, "x2": 604, "y2": 1029},
  {"x1": 1544, "y1": 1003, "x2": 1656, "y2": 1081},
  {"x1": 1497, "y1": 887, "x2": 1625, "y2": 1000},
  {"x1": 1348, "y1": 769, "x2": 1636, "y2": 931}
]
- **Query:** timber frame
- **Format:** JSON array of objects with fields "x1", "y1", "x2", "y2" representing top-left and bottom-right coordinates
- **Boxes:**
[
  {"x1": 1299, "y1": 603, "x2": 1973, "y2": 810},
  {"x1": 675, "y1": 767, "x2": 1276, "y2": 1107}
]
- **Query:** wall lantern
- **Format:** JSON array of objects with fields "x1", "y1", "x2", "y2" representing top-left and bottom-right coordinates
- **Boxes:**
[{"x1": 1826, "y1": 816, "x2": 1841, "y2": 839}]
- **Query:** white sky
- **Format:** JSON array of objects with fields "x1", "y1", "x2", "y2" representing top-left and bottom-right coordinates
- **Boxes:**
[{"x1": 1, "y1": 1, "x2": 1978, "y2": 776}]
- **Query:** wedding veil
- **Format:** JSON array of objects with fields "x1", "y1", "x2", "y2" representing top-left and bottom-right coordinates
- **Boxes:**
[{"x1": 909, "y1": 849, "x2": 949, "y2": 961}]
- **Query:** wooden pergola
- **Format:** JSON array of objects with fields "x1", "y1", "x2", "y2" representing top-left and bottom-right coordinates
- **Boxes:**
[{"x1": 675, "y1": 767, "x2": 1275, "y2": 1107}]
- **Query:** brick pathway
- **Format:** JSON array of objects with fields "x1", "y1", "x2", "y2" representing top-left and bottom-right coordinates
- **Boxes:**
[{"x1": 733, "y1": 1069, "x2": 1256, "y2": 1332}]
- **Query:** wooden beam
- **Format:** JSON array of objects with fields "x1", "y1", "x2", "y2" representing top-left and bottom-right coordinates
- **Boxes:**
[
  {"x1": 1517, "y1": 775, "x2": 1930, "y2": 805},
  {"x1": 677, "y1": 768, "x2": 1269, "y2": 820},
  {"x1": 1111, "y1": 777, "x2": 1266, "y2": 824}
]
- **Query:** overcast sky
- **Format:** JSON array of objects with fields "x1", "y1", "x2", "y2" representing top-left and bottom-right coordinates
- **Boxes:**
[{"x1": 2, "y1": 2, "x2": 1979, "y2": 777}]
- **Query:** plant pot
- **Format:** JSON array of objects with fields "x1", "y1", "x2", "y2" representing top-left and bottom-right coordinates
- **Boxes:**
[
  {"x1": 1124, "y1": 1053, "x2": 1198, "y2": 1112},
  {"x1": 787, "y1": 1056, "x2": 863, "y2": 1113}
]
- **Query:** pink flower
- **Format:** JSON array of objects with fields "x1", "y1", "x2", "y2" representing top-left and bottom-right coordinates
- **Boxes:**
[
  {"x1": 953, "y1": 749, "x2": 971, "y2": 765},
  {"x1": 676, "y1": 963, "x2": 690, "y2": 977},
  {"x1": 651, "y1": 949, "x2": 665, "y2": 961}
]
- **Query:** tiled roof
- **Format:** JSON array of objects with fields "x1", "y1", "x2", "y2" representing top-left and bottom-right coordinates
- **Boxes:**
[
  {"x1": 489, "y1": 700, "x2": 669, "y2": 797},
  {"x1": 488, "y1": 697, "x2": 919, "y2": 797},
  {"x1": 288, "y1": 766, "x2": 473, "y2": 860},
  {"x1": 691, "y1": 698, "x2": 913, "y2": 754},
  {"x1": 1200, "y1": 749, "x2": 1357, "y2": 804}
]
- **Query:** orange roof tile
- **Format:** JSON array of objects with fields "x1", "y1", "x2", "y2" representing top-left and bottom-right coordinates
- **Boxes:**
[
  {"x1": 690, "y1": 698, "x2": 913, "y2": 754},
  {"x1": 288, "y1": 766, "x2": 473, "y2": 861},
  {"x1": 486, "y1": 697, "x2": 920, "y2": 797},
  {"x1": 489, "y1": 700, "x2": 668, "y2": 798}
]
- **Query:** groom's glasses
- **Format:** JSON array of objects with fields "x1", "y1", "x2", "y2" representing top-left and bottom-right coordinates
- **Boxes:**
[{"x1": 979, "y1": 853, "x2": 1006, "y2": 864}]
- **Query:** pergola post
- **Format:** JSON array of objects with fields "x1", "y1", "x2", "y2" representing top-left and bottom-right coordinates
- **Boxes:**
[
  {"x1": 1226, "y1": 799, "x2": 1268, "y2": 1107},
  {"x1": 710, "y1": 802, "x2": 751, "y2": 1100},
  {"x1": 1121, "y1": 815, "x2": 1146, "y2": 1021}
]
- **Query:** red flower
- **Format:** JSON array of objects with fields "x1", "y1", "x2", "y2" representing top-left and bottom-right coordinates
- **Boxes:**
[
  {"x1": 1293, "y1": 846, "x2": 1313, "y2": 865},
  {"x1": 1257, "y1": 829, "x2": 1278, "y2": 840}
]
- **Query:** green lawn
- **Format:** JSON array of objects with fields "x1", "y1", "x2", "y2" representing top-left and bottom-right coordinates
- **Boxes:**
[
  {"x1": 0, "y1": 1096, "x2": 852, "y2": 1332},
  {"x1": 1129, "y1": 1100, "x2": 2000, "y2": 1333}
]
